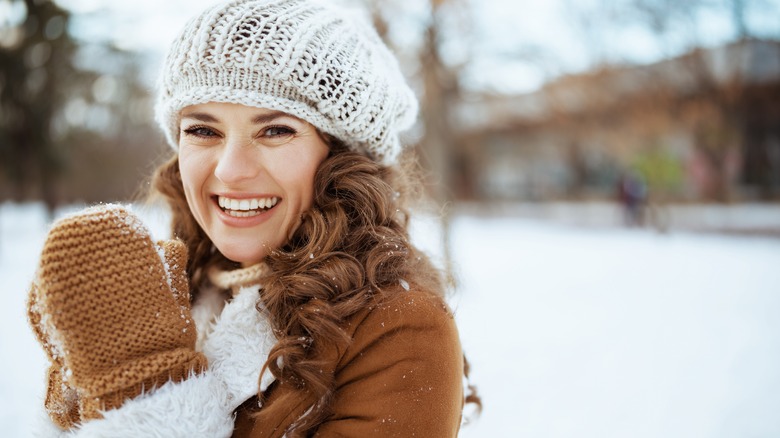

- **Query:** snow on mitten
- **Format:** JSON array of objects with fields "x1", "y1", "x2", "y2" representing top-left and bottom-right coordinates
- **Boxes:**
[
  {"x1": 43, "y1": 364, "x2": 81, "y2": 428},
  {"x1": 157, "y1": 239, "x2": 191, "y2": 309},
  {"x1": 27, "y1": 204, "x2": 207, "y2": 423},
  {"x1": 29, "y1": 281, "x2": 82, "y2": 429}
]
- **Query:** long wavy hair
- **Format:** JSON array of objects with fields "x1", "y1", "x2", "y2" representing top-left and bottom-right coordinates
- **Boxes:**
[{"x1": 151, "y1": 138, "x2": 480, "y2": 435}]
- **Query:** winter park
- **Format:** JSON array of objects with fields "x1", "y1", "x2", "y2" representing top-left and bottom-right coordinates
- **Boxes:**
[{"x1": 3, "y1": 0, "x2": 780, "y2": 436}]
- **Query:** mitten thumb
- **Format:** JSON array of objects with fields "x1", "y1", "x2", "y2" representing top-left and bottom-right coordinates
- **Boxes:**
[
  {"x1": 28, "y1": 275, "x2": 58, "y2": 363},
  {"x1": 157, "y1": 239, "x2": 190, "y2": 309},
  {"x1": 44, "y1": 364, "x2": 81, "y2": 429}
]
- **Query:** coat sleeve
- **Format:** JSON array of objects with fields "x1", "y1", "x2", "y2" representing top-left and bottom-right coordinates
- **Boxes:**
[{"x1": 314, "y1": 288, "x2": 465, "y2": 437}]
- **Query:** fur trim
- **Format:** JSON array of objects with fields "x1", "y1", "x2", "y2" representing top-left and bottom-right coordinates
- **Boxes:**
[
  {"x1": 75, "y1": 372, "x2": 232, "y2": 437},
  {"x1": 201, "y1": 284, "x2": 277, "y2": 401},
  {"x1": 32, "y1": 403, "x2": 68, "y2": 438},
  {"x1": 191, "y1": 284, "x2": 226, "y2": 352},
  {"x1": 32, "y1": 373, "x2": 234, "y2": 437}
]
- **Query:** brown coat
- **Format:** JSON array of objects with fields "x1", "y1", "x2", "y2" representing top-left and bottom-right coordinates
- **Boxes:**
[{"x1": 232, "y1": 286, "x2": 465, "y2": 437}]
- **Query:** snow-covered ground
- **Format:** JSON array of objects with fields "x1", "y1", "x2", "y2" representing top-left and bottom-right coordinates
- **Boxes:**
[{"x1": 2, "y1": 202, "x2": 779, "y2": 437}]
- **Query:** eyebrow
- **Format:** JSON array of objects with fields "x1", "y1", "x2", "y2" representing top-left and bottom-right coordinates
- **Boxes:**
[{"x1": 181, "y1": 110, "x2": 295, "y2": 125}]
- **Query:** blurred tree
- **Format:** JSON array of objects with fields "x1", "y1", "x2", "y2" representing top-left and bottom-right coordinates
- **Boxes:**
[
  {"x1": 0, "y1": 0, "x2": 76, "y2": 216},
  {"x1": 635, "y1": 0, "x2": 777, "y2": 202},
  {"x1": 51, "y1": 43, "x2": 163, "y2": 204},
  {"x1": 1, "y1": 0, "x2": 165, "y2": 214},
  {"x1": 418, "y1": 0, "x2": 462, "y2": 283},
  {"x1": 562, "y1": 0, "x2": 779, "y2": 201},
  {"x1": 361, "y1": 0, "x2": 473, "y2": 283}
]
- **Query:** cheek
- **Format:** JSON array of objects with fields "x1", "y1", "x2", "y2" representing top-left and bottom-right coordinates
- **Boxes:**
[
  {"x1": 178, "y1": 151, "x2": 209, "y2": 208},
  {"x1": 296, "y1": 146, "x2": 328, "y2": 206},
  {"x1": 291, "y1": 162, "x2": 320, "y2": 207},
  {"x1": 179, "y1": 147, "x2": 209, "y2": 182},
  {"x1": 178, "y1": 154, "x2": 194, "y2": 192}
]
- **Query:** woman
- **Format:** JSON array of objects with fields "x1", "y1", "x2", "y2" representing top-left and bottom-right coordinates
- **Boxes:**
[{"x1": 28, "y1": 0, "x2": 479, "y2": 436}]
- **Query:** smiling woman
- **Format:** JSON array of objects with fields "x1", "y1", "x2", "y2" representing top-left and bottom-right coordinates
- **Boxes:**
[
  {"x1": 26, "y1": 0, "x2": 479, "y2": 437},
  {"x1": 177, "y1": 103, "x2": 329, "y2": 266}
]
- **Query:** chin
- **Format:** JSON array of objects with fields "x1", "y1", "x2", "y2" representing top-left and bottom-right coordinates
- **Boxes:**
[{"x1": 217, "y1": 244, "x2": 267, "y2": 267}]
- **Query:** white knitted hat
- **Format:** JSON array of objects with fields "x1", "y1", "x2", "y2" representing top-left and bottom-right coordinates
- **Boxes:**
[{"x1": 155, "y1": 0, "x2": 418, "y2": 165}]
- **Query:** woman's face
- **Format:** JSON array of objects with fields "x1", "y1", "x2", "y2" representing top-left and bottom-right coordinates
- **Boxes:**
[{"x1": 178, "y1": 102, "x2": 330, "y2": 266}]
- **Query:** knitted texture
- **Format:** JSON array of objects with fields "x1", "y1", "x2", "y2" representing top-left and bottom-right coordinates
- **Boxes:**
[
  {"x1": 27, "y1": 205, "x2": 207, "y2": 424},
  {"x1": 155, "y1": 0, "x2": 418, "y2": 165},
  {"x1": 207, "y1": 262, "x2": 270, "y2": 292},
  {"x1": 43, "y1": 364, "x2": 81, "y2": 429}
]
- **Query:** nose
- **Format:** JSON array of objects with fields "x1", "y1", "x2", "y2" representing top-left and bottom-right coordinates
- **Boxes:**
[{"x1": 214, "y1": 138, "x2": 260, "y2": 184}]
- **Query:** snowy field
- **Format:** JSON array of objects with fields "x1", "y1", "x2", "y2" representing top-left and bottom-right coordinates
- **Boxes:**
[{"x1": 2, "y1": 202, "x2": 780, "y2": 437}]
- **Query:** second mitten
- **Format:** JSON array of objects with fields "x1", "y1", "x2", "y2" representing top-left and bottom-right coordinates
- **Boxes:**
[{"x1": 28, "y1": 204, "x2": 207, "y2": 423}]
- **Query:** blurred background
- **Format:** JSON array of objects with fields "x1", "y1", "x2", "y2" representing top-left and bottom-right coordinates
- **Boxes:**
[
  {"x1": 2, "y1": 0, "x2": 780, "y2": 210},
  {"x1": 2, "y1": 0, "x2": 780, "y2": 437}
]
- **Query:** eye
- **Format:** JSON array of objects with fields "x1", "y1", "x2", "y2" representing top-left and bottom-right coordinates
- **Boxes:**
[
  {"x1": 182, "y1": 125, "x2": 219, "y2": 138},
  {"x1": 262, "y1": 125, "x2": 296, "y2": 138}
]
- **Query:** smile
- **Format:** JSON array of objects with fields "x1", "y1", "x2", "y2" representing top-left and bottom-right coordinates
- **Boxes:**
[{"x1": 217, "y1": 195, "x2": 279, "y2": 217}]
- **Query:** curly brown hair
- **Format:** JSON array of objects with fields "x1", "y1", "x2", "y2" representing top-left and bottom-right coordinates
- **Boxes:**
[{"x1": 151, "y1": 138, "x2": 480, "y2": 435}]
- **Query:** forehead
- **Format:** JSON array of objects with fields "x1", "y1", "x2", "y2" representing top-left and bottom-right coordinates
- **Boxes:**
[{"x1": 180, "y1": 102, "x2": 304, "y2": 124}]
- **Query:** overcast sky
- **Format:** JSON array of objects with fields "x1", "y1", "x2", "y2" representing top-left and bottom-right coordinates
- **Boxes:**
[{"x1": 44, "y1": 0, "x2": 780, "y2": 93}]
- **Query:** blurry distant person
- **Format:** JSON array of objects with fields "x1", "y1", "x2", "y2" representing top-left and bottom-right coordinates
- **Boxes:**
[
  {"x1": 618, "y1": 170, "x2": 647, "y2": 227},
  {"x1": 26, "y1": 0, "x2": 480, "y2": 436}
]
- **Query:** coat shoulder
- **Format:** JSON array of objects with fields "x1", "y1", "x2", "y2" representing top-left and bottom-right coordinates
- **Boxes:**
[
  {"x1": 346, "y1": 284, "x2": 459, "y2": 349},
  {"x1": 317, "y1": 285, "x2": 465, "y2": 436}
]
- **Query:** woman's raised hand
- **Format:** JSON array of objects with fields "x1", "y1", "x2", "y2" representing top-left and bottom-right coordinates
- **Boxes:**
[{"x1": 27, "y1": 205, "x2": 207, "y2": 427}]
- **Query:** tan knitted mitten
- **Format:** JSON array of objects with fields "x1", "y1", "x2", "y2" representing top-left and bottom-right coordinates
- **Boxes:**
[{"x1": 27, "y1": 205, "x2": 207, "y2": 425}]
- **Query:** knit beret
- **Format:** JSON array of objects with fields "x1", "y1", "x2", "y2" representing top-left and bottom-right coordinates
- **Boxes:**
[{"x1": 155, "y1": 0, "x2": 418, "y2": 165}]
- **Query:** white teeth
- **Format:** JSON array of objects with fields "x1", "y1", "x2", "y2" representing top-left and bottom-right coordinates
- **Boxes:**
[
  {"x1": 218, "y1": 196, "x2": 279, "y2": 212},
  {"x1": 227, "y1": 210, "x2": 259, "y2": 218}
]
